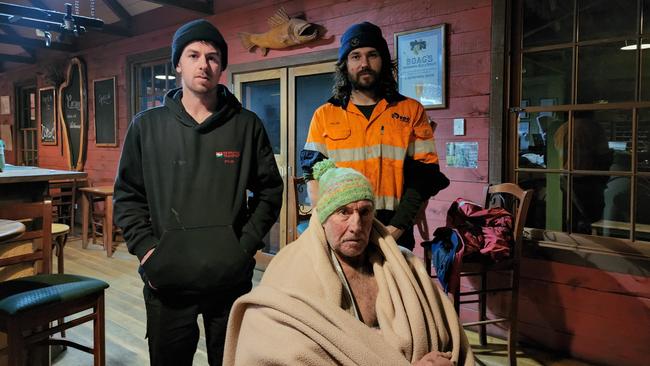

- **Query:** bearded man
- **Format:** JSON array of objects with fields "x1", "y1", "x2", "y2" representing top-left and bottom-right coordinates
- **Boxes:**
[{"x1": 301, "y1": 22, "x2": 449, "y2": 251}]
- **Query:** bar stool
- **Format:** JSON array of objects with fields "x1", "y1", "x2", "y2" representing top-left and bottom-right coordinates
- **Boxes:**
[{"x1": 52, "y1": 223, "x2": 70, "y2": 274}]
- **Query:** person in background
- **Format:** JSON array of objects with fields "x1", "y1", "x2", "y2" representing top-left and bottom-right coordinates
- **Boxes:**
[
  {"x1": 301, "y1": 21, "x2": 449, "y2": 250},
  {"x1": 223, "y1": 160, "x2": 473, "y2": 366},
  {"x1": 113, "y1": 19, "x2": 283, "y2": 366}
]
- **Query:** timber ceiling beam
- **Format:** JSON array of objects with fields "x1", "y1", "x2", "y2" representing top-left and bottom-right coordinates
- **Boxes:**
[
  {"x1": 0, "y1": 24, "x2": 34, "y2": 56},
  {"x1": 0, "y1": 53, "x2": 35, "y2": 63},
  {"x1": 0, "y1": 33, "x2": 76, "y2": 52},
  {"x1": 103, "y1": 0, "x2": 132, "y2": 25},
  {"x1": 147, "y1": 0, "x2": 214, "y2": 15}
]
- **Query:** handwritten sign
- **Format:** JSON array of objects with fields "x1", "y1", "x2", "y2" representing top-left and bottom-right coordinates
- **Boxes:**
[
  {"x1": 93, "y1": 77, "x2": 117, "y2": 146},
  {"x1": 39, "y1": 87, "x2": 56, "y2": 145},
  {"x1": 59, "y1": 57, "x2": 87, "y2": 171}
]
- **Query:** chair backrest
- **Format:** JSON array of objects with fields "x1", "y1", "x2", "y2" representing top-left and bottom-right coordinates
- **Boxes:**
[
  {"x1": 290, "y1": 176, "x2": 312, "y2": 240},
  {"x1": 49, "y1": 179, "x2": 77, "y2": 223},
  {"x1": 292, "y1": 176, "x2": 312, "y2": 221},
  {"x1": 0, "y1": 200, "x2": 52, "y2": 276},
  {"x1": 485, "y1": 183, "x2": 533, "y2": 261}
]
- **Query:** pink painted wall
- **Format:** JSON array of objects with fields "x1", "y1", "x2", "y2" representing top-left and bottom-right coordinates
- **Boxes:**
[{"x1": 0, "y1": 1, "x2": 647, "y2": 365}]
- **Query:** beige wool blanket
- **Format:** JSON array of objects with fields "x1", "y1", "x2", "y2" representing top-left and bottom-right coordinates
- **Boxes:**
[{"x1": 223, "y1": 213, "x2": 474, "y2": 365}]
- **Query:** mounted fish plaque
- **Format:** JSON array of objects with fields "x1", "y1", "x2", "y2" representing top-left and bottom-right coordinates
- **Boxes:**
[
  {"x1": 239, "y1": 7, "x2": 323, "y2": 56},
  {"x1": 58, "y1": 57, "x2": 87, "y2": 171}
]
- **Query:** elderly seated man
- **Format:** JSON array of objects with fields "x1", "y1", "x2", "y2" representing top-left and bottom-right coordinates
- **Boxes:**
[{"x1": 224, "y1": 160, "x2": 474, "y2": 366}]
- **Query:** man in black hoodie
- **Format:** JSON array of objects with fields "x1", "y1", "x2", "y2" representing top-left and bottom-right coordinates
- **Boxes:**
[{"x1": 113, "y1": 19, "x2": 283, "y2": 366}]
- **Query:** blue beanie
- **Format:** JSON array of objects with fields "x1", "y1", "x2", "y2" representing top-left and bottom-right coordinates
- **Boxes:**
[
  {"x1": 338, "y1": 22, "x2": 390, "y2": 63},
  {"x1": 171, "y1": 19, "x2": 228, "y2": 70}
]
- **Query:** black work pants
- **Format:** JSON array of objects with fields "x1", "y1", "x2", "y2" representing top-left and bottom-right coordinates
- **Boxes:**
[{"x1": 143, "y1": 282, "x2": 252, "y2": 366}]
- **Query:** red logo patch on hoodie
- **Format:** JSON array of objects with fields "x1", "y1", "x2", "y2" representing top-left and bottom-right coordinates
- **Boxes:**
[{"x1": 215, "y1": 150, "x2": 240, "y2": 164}]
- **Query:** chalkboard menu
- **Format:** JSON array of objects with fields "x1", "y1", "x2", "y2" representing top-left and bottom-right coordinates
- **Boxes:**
[
  {"x1": 59, "y1": 57, "x2": 87, "y2": 171},
  {"x1": 93, "y1": 77, "x2": 117, "y2": 146},
  {"x1": 39, "y1": 87, "x2": 56, "y2": 145}
]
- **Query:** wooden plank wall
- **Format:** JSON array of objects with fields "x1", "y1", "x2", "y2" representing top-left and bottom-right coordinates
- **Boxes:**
[{"x1": 0, "y1": 1, "x2": 648, "y2": 365}]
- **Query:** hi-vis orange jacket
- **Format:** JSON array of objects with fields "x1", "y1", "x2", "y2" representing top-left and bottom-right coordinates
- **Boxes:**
[{"x1": 303, "y1": 95, "x2": 439, "y2": 211}]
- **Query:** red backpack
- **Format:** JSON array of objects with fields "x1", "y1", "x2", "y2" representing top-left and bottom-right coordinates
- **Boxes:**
[{"x1": 446, "y1": 198, "x2": 514, "y2": 261}]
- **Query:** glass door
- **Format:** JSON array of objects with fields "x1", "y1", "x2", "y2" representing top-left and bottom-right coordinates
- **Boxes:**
[
  {"x1": 233, "y1": 61, "x2": 335, "y2": 267},
  {"x1": 17, "y1": 86, "x2": 37, "y2": 166},
  {"x1": 287, "y1": 62, "x2": 336, "y2": 240},
  {"x1": 234, "y1": 69, "x2": 287, "y2": 267}
]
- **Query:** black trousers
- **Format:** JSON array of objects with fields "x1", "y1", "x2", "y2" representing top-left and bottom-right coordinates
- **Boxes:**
[
  {"x1": 143, "y1": 282, "x2": 252, "y2": 366},
  {"x1": 375, "y1": 209, "x2": 416, "y2": 250}
]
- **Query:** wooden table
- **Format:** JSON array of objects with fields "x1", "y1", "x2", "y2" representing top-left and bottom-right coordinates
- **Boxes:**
[
  {"x1": 79, "y1": 185, "x2": 115, "y2": 257},
  {"x1": 0, "y1": 219, "x2": 25, "y2": 242}
]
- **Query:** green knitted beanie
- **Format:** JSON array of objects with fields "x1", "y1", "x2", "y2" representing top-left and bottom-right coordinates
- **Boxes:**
[{"x1": 313, "y1": 159, "x2": 375, "y2": 223}]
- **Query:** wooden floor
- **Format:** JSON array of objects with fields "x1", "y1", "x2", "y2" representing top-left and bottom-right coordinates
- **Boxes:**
[{"x1": 51, "y1": 235, "x2": 591, "y2": 366}]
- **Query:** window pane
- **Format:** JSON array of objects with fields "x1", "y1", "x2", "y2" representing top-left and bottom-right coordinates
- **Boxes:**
[
  {"x1": 638, "y1": 109, "x2": 650, "y2": 171},
  {"x1": 578, "y1": 0, "x2": 637, "y2": 41},
  {"x1": 140, "y1": 66, "x2": 152, "y2": 97},
  {"x1": 572, "y1": 174, "x2": 609, "y2": 234},
  {"x1": 295, "y1": 73, "x2": 334, "y2": 176},
  {"x1": 518, "y1": 172, "x2": 568, "y2": 232},
  {"x1": 573, "y1": 110, "x2": 628, "y2": 171},
  {"x1": 636, "y1": 176, "x2": 650, "y2": 240},
  {"x1": 577, "y1": 42, "x2": 636, "y2": 103},
  {"x1": 241, "y1": 79, "x2": 281, "y2": 155},
  {"x1": 523, "y1": 0, "x2": 573, "y2": 47},
  {"x1": 518, "y1": 111, "x2": 568, "y2": 169},
  {"x1": 641, "y1": 40, "x2": 650, "y2": 100},
  {"x1": 522, "y1": 49, "x2": 572, "y2": 106},
  {"x1": 154, "y1": 64, "x2": 166, "y2": 95},
  {"x1": 644, "y1": 0, "x2": 650, "y2": 34},
  {"x1": 596, "y1": 175, "x2": 632, "y2": 239}
]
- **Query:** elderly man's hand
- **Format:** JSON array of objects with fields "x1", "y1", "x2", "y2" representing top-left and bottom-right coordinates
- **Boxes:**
[
  {"x1": 412, "y1": 351, "x2": 453, "y2": 366},
  {"x1": 386, "y1": 225, "x2": 404, "y2": 240}
]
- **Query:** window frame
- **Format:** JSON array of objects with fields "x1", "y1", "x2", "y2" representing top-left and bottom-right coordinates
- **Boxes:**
[
  {"x1": 502, "y1": 0, "x2": 650, "y2": 262},
  {"x1": 126, "y1": 47, "x2": 174, "y2": 121}
]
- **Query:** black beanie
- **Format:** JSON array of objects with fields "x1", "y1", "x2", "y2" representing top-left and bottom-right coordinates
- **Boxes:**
[
  {"x1": 171, "y1": 19, "x2": 228, "y2": 70},
  {"x1": 338, "y1": 22, "x2": 390, "y2": 64}
]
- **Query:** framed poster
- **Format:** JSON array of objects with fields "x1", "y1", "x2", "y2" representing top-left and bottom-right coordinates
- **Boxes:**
[
  {"x1": 39, "y1": 87, "x2": 57, "y2": 145},
  {"x1": 93, "y1": 76, "x2": 117, "y2": 146},
  {"x1": 394, "y1": 24, "x2": 446, "y2": 109}
]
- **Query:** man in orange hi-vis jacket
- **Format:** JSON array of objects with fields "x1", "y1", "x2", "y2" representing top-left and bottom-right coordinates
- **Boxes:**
[{"x1": 300, "y1": 22, "x2": 449, "y2": 250}]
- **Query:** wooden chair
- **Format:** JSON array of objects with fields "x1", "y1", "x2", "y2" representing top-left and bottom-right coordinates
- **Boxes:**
[
  {"x1": 291, "y1": 176, "x2": 312, "y2": 241},
  {"x1": 425, "y1": 183, "x2": 532, "y2": 366},
  {"x1": 86, "y1": 181, "x2": 121, "y2": 252},
  {"x1": 0, "y1": 200, "x2": 109, "y2": 365},
  {"x1": 49, "y1": 179, "x2": 78, "y2": 235}
]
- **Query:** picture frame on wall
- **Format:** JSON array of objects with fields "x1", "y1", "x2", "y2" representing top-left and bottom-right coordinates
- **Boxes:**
[
  {"x1": 38, "y1": 87, "x2": 57, "y2": 145},
  {"x1": 394, "y1": 24, "x2": 447, "y2": 109}
]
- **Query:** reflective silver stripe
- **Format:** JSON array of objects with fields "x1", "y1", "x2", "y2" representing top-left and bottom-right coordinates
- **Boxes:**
[
  {"x1": 374, "y1": 195, "x2": 399, "y2": 211},
  {"x1": 328, "y1": 144, "x2": 407, "y2": 162},
  {"x1": 303, "y1": 141, "x2": 328, "y2": 155},
  {"x1": 407, "y1": 138, "x2": 437, "y2": 157}
]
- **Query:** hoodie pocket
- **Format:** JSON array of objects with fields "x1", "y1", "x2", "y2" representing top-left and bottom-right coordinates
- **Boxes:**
[{"x1": 142, "y1": 225, "x2": 252, "y2": 293}]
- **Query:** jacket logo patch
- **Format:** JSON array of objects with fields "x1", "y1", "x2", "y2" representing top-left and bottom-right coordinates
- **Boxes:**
[
  {"x1": 391, "y1": 112, "x2": 410, "y2": 123},
  {"x1": 215, "y1": 150, "x2": 240, "y2": 164}
]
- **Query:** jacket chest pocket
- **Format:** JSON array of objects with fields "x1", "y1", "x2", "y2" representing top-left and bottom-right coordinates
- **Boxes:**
[
  {"x1": 382, "y1": 121, "x2": 410, "y2": 145},
  {"x1": 323, "y1": 127, "x2": 351, "y2": 142}
]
